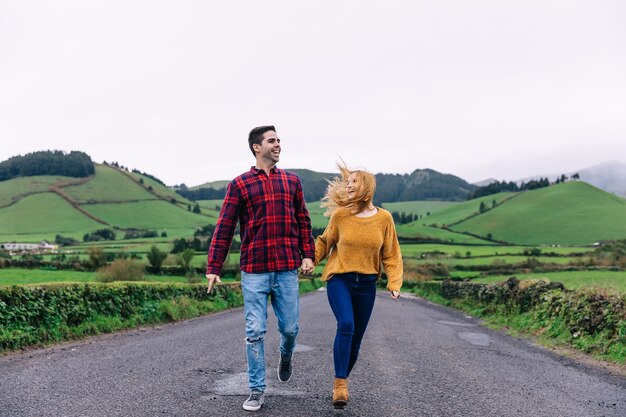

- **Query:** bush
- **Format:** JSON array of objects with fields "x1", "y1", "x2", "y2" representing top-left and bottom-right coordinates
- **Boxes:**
[
  {"x1": 96, "y1": 259, "x2": 145, "y2": 282},
  {"x1": 410, "y1": 279, "x2": 626, "y2": 362}
]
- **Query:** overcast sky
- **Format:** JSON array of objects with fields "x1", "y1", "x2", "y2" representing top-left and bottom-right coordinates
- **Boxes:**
[{"x1": 1, "y1": 1, "x2": 625, "y2": 186}]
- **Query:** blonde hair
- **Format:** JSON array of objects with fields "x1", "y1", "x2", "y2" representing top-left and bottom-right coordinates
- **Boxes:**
[{"x1": 322, "y1": 161, "x2": 376, "y2": 216}]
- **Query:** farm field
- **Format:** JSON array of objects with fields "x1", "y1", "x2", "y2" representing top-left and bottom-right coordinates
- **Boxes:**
[
  {"x1": 62, "y1": 165, "x2": 154, "y2": 203},
  {"x1": 451, "y1": 182, "x2": 626, "y2": 245},
  {"x1": 0, "y1": 175, "x2": 71, "y2": 207},
  {"x1": 85, "y1": 200, "x2": 212, "y2": 231},
  {"x1": 0, "y1": 268, "x2": 189, "y2": 285},
  {"x1": 382, "y1": 200, "x2": 458, "y2": 217},
  {"x1": 396, "y1": 223, "x2": 493, "y2": 244},
  {"x1": 0, "y1": 193, "x2": 103, "y2": 236},
  {"x1": 404, "y1": 255, "x2": 583, "y2": 266},
  {"x1": 400, "y1": 244, "x2": 592, "y2": 257},
  {"x1": 473, "y1": 270, "x2": 626, "y2": 291},
  {"x1": 417, "y1": 191, "x2": 518, "y2": 227}
]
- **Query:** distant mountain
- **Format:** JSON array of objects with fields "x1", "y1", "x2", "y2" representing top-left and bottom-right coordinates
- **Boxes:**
[
  {"x1": 473, "y1": 178, "x2": 498, "y2": 187},
  {"x1": 188, "y1": 168, "x2": 477, "y2": 203},
  {"x1": 375, "y1": 169, "x2": 476, "y2": 203},
  {"x1": 516, "y1": 160, "x2": 626, "y2": 197}
]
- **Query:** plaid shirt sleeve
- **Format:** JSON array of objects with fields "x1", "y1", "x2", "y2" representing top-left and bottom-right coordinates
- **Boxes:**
[
  {"x1": 294, "y1": 177, "x2": 315, "y2": 259},
  {"x1": 206, "y1": 180, "x2": 241, "y2": 275}
]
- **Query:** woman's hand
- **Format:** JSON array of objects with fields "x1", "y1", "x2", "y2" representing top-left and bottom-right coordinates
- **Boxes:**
[{"x1": 390, "y1": 290, "x2": 400, "y2": 299}]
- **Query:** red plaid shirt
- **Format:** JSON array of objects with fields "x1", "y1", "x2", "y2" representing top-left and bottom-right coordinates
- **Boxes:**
[{"x1": 206, "y1": 166, "x2": 315, "y2": 275}]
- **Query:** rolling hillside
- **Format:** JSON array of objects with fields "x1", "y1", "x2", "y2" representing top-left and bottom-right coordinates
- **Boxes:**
[
  {"x1": 450, "y1": 181, "x2": 626, "y2": 245},
  {"x1": 0, "y1": 164, "x2": 216, "y2": 242}
]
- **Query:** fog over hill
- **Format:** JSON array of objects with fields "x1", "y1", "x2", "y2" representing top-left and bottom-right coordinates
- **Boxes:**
[{"x1": 516, "y1": 160, "x2": 626, "y2": 197}]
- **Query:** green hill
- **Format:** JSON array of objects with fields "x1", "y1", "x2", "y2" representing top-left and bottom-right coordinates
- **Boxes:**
[
  {"x1": 421, "y1": 192, "x2": 518, "y2": 227},
  {"x1": 0, "y1": 164, "x2": 215, "y2": 242},
  {"x1": 0, "y1": 193, "x2": 104, "y2": 239},
  {"x1": 450, "y1": 181, "x2": 626, "y2": 245}
]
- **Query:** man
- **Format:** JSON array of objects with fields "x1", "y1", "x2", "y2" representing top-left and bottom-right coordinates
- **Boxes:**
[{"x1": 206, "y1": 125, "x2": 315, "y2": 412}]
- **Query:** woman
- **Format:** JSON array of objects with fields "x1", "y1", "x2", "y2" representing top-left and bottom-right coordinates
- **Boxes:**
[{"x1": 315, "y1": 162, "x2": 403, "y2": 409}]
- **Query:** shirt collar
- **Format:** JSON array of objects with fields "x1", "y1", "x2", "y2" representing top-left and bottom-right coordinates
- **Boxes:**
[{"x1": 250, "y1": 165, "x2": 280, "y2": 175}]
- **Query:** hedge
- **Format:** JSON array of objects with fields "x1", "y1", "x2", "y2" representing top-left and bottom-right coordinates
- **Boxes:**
[
  {"x1": 0, "y1": 279, "x2": 322, "y2": 352},
  {"x1": 408, "y1": 278, "x2": 626, "y2": 362}
]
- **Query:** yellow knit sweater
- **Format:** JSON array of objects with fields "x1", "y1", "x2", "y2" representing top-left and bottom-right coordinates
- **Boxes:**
[{"x1": 315, "y1": 207, "x2": 403, "y2": 292}]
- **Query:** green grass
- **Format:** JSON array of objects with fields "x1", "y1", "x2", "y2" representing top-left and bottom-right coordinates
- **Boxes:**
[
  {"x1": 306, "y1": 201, "x2": 330, "y2": 230},
  {"x1": 62, "y1": 165, "x2": 155, "y2": 203},
  {"x1": 417, "y1": 191, "x2": 518, "y2": 227},
  {"x1": 85, "y1": 200, "x2": 211, "y2": 230},
  {"x1": 196, "y1": 199, "x2": 225, "y2": 211},
  {"x1": 404, "y1": 255, "x2": 583, "y2": 266},
  {"x1": 190, "y1": 180, "x2": 229, "y2": 190},
  {"x1": 0, "y1": 175, "x2": 71, "y2": 207},
  {"x1": 129, "y1": 172, "x2": 194, "y2": 205},
  {"x1": 451, "y1": 182, "x2": 626, "y2": 245},
  {"x1": 473, "y1": 270, "x2": 626, "y2": 291},
  {"x1": 396, "y1": 223, "x2": 494, "y2": 244},
  {"x1": 400, "y1": 244, "x2": 591, "y2": 257},
  {"x1": 382, "y1": 200, "x2": 458, "y2": 217},
  {"x1": 0, "y1": 268, "x2": 190, "y2": 285},
  {"x1": 0, "y1": 193, "x2": 103, "y2": 237}
]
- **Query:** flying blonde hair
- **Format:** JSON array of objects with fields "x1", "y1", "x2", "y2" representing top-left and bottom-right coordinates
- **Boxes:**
[{"x1": 322, "y1": 161, "x2": 377, "y2": 216}]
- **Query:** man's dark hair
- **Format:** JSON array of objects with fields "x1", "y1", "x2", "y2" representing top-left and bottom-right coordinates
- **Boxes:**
[{"x1": 248, "y1": 125, "x2": 276, "y2": 156}]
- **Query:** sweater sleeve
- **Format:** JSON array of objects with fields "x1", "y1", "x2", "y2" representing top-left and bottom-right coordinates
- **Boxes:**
[
  {"x1": 315, "y1": 213, "x2": 338, "y2": 264},
  {"x1": 381, "y1": 214, "x2": 403, "y2": 292}
]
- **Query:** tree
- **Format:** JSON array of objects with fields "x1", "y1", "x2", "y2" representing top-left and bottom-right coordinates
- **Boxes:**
[
  {"x1": 193, "y1": 203, "x2": 201, "y2": 214},
  {"x1": 572, "y1": 173, "x2": 580, "y2": 180},
  {"x1": 88, "y1": 247, "x2": 107, "y2": 268},
  {"x1": 491, "y1": 199, "x2": 497, "y2": 208},
  {"x1": 146, "y1": 245, "x2": 167, "y2": 271},
  {"x1": 176, "y1": 248, "x2": 196, "y2": 270},
  {"x1": 479, "y1": 201, "x2": 487, "y2": 213}
]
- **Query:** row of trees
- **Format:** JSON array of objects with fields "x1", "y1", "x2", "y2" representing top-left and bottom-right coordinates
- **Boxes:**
[
  {"x1": 0, "y1": 150, "x2": 94, "y2": 181},
  {"x1": 471, "y1": 173, "x2": 581, "y2": 199}
]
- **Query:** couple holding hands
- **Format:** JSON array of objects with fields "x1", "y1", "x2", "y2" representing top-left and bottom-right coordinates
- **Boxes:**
[{"x1": 205, "y1": 126, "x2": 403, "y2": 412}]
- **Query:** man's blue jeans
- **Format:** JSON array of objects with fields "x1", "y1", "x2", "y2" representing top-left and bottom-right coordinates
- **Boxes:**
[{"x1": 241, "y1": 269, "x2": 299, "y2": 392}]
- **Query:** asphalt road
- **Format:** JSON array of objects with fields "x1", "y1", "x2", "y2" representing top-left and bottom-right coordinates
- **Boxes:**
[{"x1": 1, "y1": 289, "x2": 624, "y2": 417}]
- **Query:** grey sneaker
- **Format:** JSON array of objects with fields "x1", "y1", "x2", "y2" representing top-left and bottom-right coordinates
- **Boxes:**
[
  {"x1": 277, "y1": 353, "x2": 293, "y2": 382},
  {"x1": 242, "y1": 390, "x2": 265, "y2": 412}
]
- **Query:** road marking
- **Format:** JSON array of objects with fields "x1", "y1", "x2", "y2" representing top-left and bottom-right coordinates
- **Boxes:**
[{"x1": 458, "y1": 332, "x2": 491, "y2": 346}]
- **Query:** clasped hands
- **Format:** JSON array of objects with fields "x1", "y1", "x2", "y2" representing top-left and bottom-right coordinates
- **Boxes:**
[{"x1": 206, "y1": 258, "x2": 315, "y2": 293}]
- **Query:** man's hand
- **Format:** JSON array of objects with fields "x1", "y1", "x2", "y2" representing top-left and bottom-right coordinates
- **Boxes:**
[
  {"x1": 390, "y1": 290, "x2": 400, "y2": 299},
  {"x1": 300, "y1": 258, "x2": 314, "y2": 275},
  {"x1": 206, "y1": 273, "x2": 222, "y2": 293}
]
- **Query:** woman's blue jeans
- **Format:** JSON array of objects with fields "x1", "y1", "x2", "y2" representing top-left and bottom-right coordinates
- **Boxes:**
[
  {"x1": 326, "y1": 272, "x2": 377, "y2": 379},
  {"x1": 241, "y1": 269, "x2": 299, "y2": 392}
]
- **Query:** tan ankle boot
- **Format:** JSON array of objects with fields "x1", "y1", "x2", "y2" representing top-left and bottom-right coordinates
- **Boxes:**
[{"x1": 332, "y1": 378, "x2": 348, "y2": 408}]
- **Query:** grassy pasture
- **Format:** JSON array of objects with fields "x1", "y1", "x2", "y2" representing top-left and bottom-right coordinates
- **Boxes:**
[
  {"x1": 0, "y1": 193, "x2": 103, "y2": 237},
  {"x1": 404, "y1": 256, "x2": 583, "y2": 266},
  {"x1": 63, "y1": 165, "x2": 155, "y2": 203},
  {"x1": 473, "y1": 270, "x2": 626, "y2": 291},
  {"x1": 0, "y1": 175, "x2": 70, "y2": 207},
  {"x1": 400, "y1": 244, "x2": 592, "y2": 258},
  {"x1": 0, "y1": 268, "x2": 191, "y2": 286},
  {"x1": 191, "y1": 180, "x2": 229, "y2": 190},
  {"x1": 197, "y1": 199, "x2": 224, "y2": 211},
  {"x1": 396, "y1": 223, "x2": 494, "y2": 244},
  {"x1": 85, "y1": 200, "x2": 210, "y2": 230},
  {"x1": 129, "y1": 171, "x2": 194, "y2": 205},
  {"x1": 382, "y1": 200, "x2": 458, "y2": 217},
  {"x1": 416, "y1": 191, "x2": 518, "y2": 227},
  {"x1": 452, "y1": 182, "x2": 626, "y2": 245}
]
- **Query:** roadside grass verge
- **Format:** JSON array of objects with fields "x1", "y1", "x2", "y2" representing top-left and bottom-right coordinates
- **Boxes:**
[
  {"x1": 409, "y1": 280, "x2": 626, "y2": 365},
  {"x1": 0, "y1": 278, "x2": 322, "y2": 353}
]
